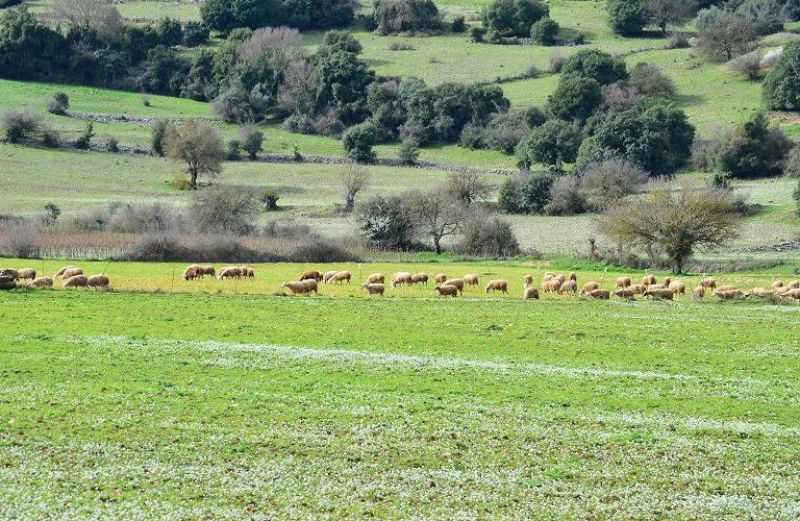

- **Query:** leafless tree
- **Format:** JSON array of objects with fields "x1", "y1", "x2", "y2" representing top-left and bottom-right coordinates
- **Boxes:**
[
  {"x1": 163, "y1": 119, "x2": 225, "y2": 189},
  {"x1": 697, "y1": 12, "x2": 758, "y2": 62},
  {"x1": 646, "y1": 0, "x2": 695, "y2": 35},
  {"x1": 51, "y1": 0, "x2": 122, "y2": 41},
  {"x1": 410, "y1": 189, "x2": 463, "y2": 254},
  {"x1": 341, "y1": 162, "x2": 370, "y2": 212},
  {"x1": 445, "y1": 172, "x2": 493, "y2": 206}
]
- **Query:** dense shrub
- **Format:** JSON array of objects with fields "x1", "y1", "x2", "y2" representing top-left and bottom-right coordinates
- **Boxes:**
[
  {"x1": 2, "y1": 110, "x2": 42, "y2": 143},
  {"x1": 517, "y1": 119, "x2": 582, "y2": 169},
  {"x1": 226, "y1": 139, "x2": 242, "y2": 160},
  {"x1": 479, "y1": 111, "x2": 529, "y2": 153},
  {"x1": 240, "y1": 126, "x2": 264, "y2": 159},
  {"x1": 157, "y1": 18, "x2": 184, "y2": 47},
  {"x1": 498, "y1": 171, "x2": 553, "y2": 214},
  {"x1": 544, "y1": 175, "x2": 588, "y2": 216},
  {"x1": 561, "y1": 49, "x2": 628, "y2": 86},
  {"x1": 189, "y1": 186, "x2": 260, "y2": 235},
  {"x1": 764, "y1": 41, "x2": 800, "y2": 111},
  {"x1": 0, "y1": 8, "x2": 69, "y2": 81},
  {"x1": 712, "y1": 113, "x2": 794, "y2": 179},
  {"x1": 201, "y1": 0, "x2": 353, "y2": 34},
  {"x1": 524, "y1": 106, "x2": 548, "y2": 128},
  {"x1": 0, "y1": 220, "x2": 41, "y2": 259},
  {"x1": 373, "y1": 0, "x2": 442, "y2": 34},
  {"x1": 108, "y1": 202, "x2": 183, "y2": 233},
  {"x1": 287, "y1": 238, "x2": 361, "y2": 262},
  {"x1": 530, "y1": 17, "x2": 559, "y2": 45},
  {"x1": 74, "y1": 122, "x2": 94, "y2": 150},
  {"x1": 607, "y1": 0, "x2": 647, "y2": 36},
  {"x1": 547, "y1": 76, "x2": 602, "y2": 122},
  {"x1": 457, "y1": 212, "x2": 520, "y2": 257},
  {"x1": 483, "y1": 0, "x2": 549, "y2": 37},
  {"x1": 628, "y1": 63, "x2": 676, "y2": 98},
  {"x1": 151, "y1": 119, "x2": 171, "y2": 156},
  {"x1": 343, "y1": 121, "x2": 378, "y2": 162},
  {"x1": 183, "y1": 21, "x2": 210, "y2": 46},
  {"x1": 580, "y1": 158, "x2": 648, "y2": 210},
  {"x1": 399, "y1": 138, "x2": 420, "y2": 164},
  {"x1": 47, "y1": 92, "x2": 70, "y2": 115},
  {"x1": 786, "y1": 146, "x2": 800, "y2": 177},
  {"x1": 696, "y1": 11, "x2": 758, "y2": 61},
  {"x1": 356, "y1": 194, "x2": 416, "y2": 249},
  {"x1": 451, "y1": 16, "x2": 466, "y2": 33}
]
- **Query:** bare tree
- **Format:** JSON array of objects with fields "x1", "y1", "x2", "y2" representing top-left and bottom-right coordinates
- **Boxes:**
[
  {"x1": 445, "y1": 172, "x2": 493, "y2": 206},
  {"x1": 341, "y1": 162, "x2": 370, "y2": 212},
  {"x1": 164, "y1": 119, "x2": 225, "y2": 189},
  {"x1": 51, "y1": 0, "x2": 122, "y2": 41},
  {"x1": 646, "y1": 0, "x2": 695, "y2": 35},
  {"x1": 697, "y1": 12, "x2": 758, "y2": 62},
  {"x1": 581, "y1": 159, "x2": 648, "y2": 210},
  {"x1": 411, "y1": 189, "x2": 463, "y2": 254},
  {"x1": 597, "y1": 180, "x2": 740, "y2": 273}
]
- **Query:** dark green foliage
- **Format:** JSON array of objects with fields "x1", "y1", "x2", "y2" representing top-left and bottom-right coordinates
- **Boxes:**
[
  {"x1": 629, "y1": 62, "x2": 676, "y2": 98},
  {"x1": 561, "y1": 49, "x2": 628, "y2": 86},
  {"x1": 138, "y1": 45, "x2": 190, "y2": 96},
  {"x1": 579, "y1": 104, "x2": 695, "y2": 176},
  {"x1": 764, "y1": 41, "x2": 800, "y2": 111},
  {"x1": 0, "y1": 7, "x2": 69, "y2": 80},
  {"x1": 483, "y1": 0, "x2": 549, "y2": 37},
  {"x1": 479, "y1": 111, "x2": 529, "y2": 153},
  {"x1": 524, "y1": 106, "x2": 548, "y2": 128},
  {"x1": 547, "y1": 76, "x2": 602, "y2": 122},
  {"x1": 713, "y1": 113, "x2": 794, "y2": 179},
  {"x1": 47, "y1": 92, "x2": 70, "y2": 115},
  {"x1": 374, "y1": 0, "x2": 442, "y2": 34},
  {"x1": 183, "y1": 21, "x2": 210, "y2": 46},
  {"x1": 451, "y1": 16, "x2": 466, "y2": 32},
  {"x1": 313, "y1": 41, "x2": 375, "y2": 125},
  {"x1": 200, "y1": 0, "x2": 353, "y2": 34},
  {"x1": 530, "y1": 17, "x2": 559, "y2": 45},
  {"x1": 399, "y1": 139, "x2": 420, "y2": 164},
  {"x1": 498, "y1": 172, "x2": 553, "y2": 214},
  {"x1": 158, "y1": 18, "x2": 184, "y2": 47},
  {"x1": 74, "y1": 123, "x2": 94, "y2": 150},
  {"x1": 259, "y1": 189, "x2": 280, "y2": 211},
  {"x1": 517, "y1": 119, "x2": 582, "y2": 169},
  {"x1": 469, "y1": 25, "x2": 487, "y2": 42},
  {"x1": 607, "y1": 0, "x2": 647, "y2": 35},
  {"x1": 356, "y1": 195, "x2": 416, "y2": 249},
  {"x1": 151, "y1": 120, "x2": 171, "y2": 157},
  {"x1": 226, "y1": 139, "x2": 242, "y2": 160},
  {"x1": 367, "y1": 80, "x2": 405, "y2": 141},
  {"x1": 343, "y1": 122, "x2": 378, "y2": 162},
  {"x1": 181, "y1": 50, "x2": 217, "y2": 101},
  {"x1": 2, "y1": 110, "x2": 41, "y2": 143},
  {"x1": 241, "y1": 128, "x2": 264, "y2": 160}
]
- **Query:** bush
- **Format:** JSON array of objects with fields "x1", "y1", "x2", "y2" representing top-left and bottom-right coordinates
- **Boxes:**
[
  {"x1": 342, "y1": 121, "x2": 378, "y2": 162},
  {"x1": 548, "y1": 51, "x2": 566, "y2": 73},
  {"x1": 152, "y1": 119, "x2": 171, "y2": 156},
  {"x1": 47, "y1": 92, "x2": 69, "y2": 115},
  {"x1": 764, "y1": 41, "x2": 800, "y2": 111},
  {"x1": 356, "y1": 194, "x2": 415, "y2": 249},
  {"x1": 483, "y1": 0, "x2": 549, "y2": 38},
  {"x1": 74, "y1": 122, "x2": 94, "y2": 150},
  {"x1": 666, "y1": 32, "x2": 690, "y2": 49},
  {"x1": 287, "y1": 238, "x2": 361, "y2": 263},
  {"x1": 498, "y1": 172, "x2": 553, "y2": 214},
  {"x1": 2, "y1": 110, "x2": 42, "y2": 143},
  {"x1": 561, "y1": 49, "x2": 628, "y2": 86},
  {"x1": 730, "y1": 51, "x2": 763, "y2": 81},
  {"x1": 373, "y1": 0, "x2": 442, "y2": 34},
  {"x1": 580, "y1": 158, "x2": 648, "y2": 210},
  {"x1": 43, "y1": 203, "x2": 61, "y2": 225},
  {"x1": 183, "y1": 21, "x2": 209, "y2": 47},
  {"x1": 259, "y1": 189, "x2": 281, "y2": 211},
  {"x1": 105, "y1": 136, "x2": 119, "y2": 152},
  {"x1": 399, "y1": 138, "x2": 420, "y2": 164},
  {"x1": 786, "y1": 146, "x2": 800, "y2": 177},
  {"x1": 469, "y1": 25, "x2": 487, "y2": 42},
  {"x1": 544, "y1": 175, "x2": 588, "y2": 215},
  {"x1": 451, "y1": 16, "x2": 466, "y2": 33},
  {"x1": 795, "y1": 179, "x2": 800, "y2": 215},
  {"x1": 524, "y1": 106, "x2": 548, "y2": 128},
  {"x1": 171, "y1": 177, "x2": 193, "y2": 191},
  {"x1": 158, "y1": 18, "x2": 184, "y2": 47},
  {"x1": 517, "y1": 119, "x2": 582, "y2": 169},
  {"x1": 547, "y1": 76, "x2": 602, "y2": 122},
  {"x1": 0, "y1": 220, "x2": 41, "y2": 259},
  {"x1": 123, "y1": 233, "x2": 192, "y2": 262},
  {"x1": 108, "y1": 202, "x2": 183, "y2": 233},
  {"x1": 629, "y1": 63, "x2": 676, "y2": 97},
  {"x1": 530, "y1": 17, "x2": 559, "y2": 45},
  {"x1": 607, "y1": 0, "x2": 646, "y2": 36},
  {"x1": 480, "y1": 111, "x2": 528, "y2": 153},
  {"x1": 240, "y1": 126, "x2": 264, "y2": 160},
  {"x1": 189, "y1": 186, "x2": 261, "y2": 235},
  {"x1": 226, "y1": 139, "x2": 241, "y2": 161},
  {"x1": 40, "y1": 128, "x2": 60, "y2": 148},
  {"x1": 712, "y1": 112, "x2": 794, "y2": 179},
  {"x1": 457, "y1": 212, "x2": 520, "y2": 257}
]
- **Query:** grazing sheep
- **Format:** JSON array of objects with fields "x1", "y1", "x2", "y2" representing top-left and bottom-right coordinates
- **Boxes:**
[
  {"x1": 579, "y1": 281, "x2": 599, "y2": 295},
  {"x1": 443, "y1": 278, "x2": 464, "y2": 295},
  {"x1": 331, "y1": 271, "x2": 351, "y2": 284},
  {"x1": 63, "y1": 275, "x2": 89, "y2": 289},
  {"x1": 87, "y1": 275, "x2": 110, "y2": 290},
  {"x1": 240, "y1": 267, "x2": 255, "y2": 279},
  {"x1": 15, "y1": 268, "x2": 36, "y2": 280},
  {"x1": 716, "y1": 285, "x2": 737, "y2": 293},
  {"x1": 392, "y1": 272, "x2": 413, "y2": 287},
  {"x1": 692, "y1": 286, "x2": 705, "y2": 302},
  {"x1": 616, "y1": 276, "x2": 632, "y2": 288},
  {"x1": 543, "y1": 279, "x2": 563, "y2": 293},
  {"x1": 301, "y1": 279, "x2": 318, "y2": 293},
  {"x1": 464, "y1": 274, "x2": 479, "y2": 287},
  {"x1": 361, "y1": 283, "x2": 385, "y2": 296},
  {"x1": 559, "y1": 279, "x2": 578, "y2": 294},
  {"x1": 588, "y1": 289, "x2": 611, "y2": 300},
  {"x1": 301, "y1": 270, "x2": 323, "y2": 282},
  {"x1": 543, "y1": 272, "x2": 555, "y2": 282},
  {"x1": 642, "y1": 275, "x2": 657, "y2": 287},
  {"x1": 643, "y1": 288, "x2": 674, "y2": 301},
  {"x1": 554, "y1": 274, "x2": 566, "y2": 284},
  {"x1": 613, "y1": 288, "x2": 637, "y2": 299},
  {"x1": 781, "y1": 288, "x2": 800, "y2": 301},
  {"x1": 523, "y1": 287, "x2": 539, "y2": 300},
  {"x1": 55, "y1": 266, "x2": 78, "y2": 279},
  {"x1": 29, "y1": 276, "x2": 53, "y2": 288},
  {"x1": 662, "y1": 277, "x2": 672, "y2": 287},
  {"x1": 434, "y1": 273, "x2": 447, "y2": 284},
  {"x1": 323, "y1": 271, "x2": 338, "y2": 283},
  {"x1": 281, "y1": 281, "x2": 315, "y2": 295},
  {"x1": 524, "y1": 274, "x2": 533, "y2": 288},
  {"x1": 411, "y1": 273, "x2": 429, "y2": 285},
  {"x1": 646, "y1": 284, "x2": 666, "y2": 290},
  {"x1": 485, "y1": 279, "x2": 508, "y2": 294},
  {"x1": 3, "y1": 269, "x2": 18, "y2": 280},
  {"x1": 629, "y1": 284, "x2": 646, "y2": 295},
  {"x1": 746, "y1": 287, "x2": 775, "y2": 299},
  {"x1": 200, "y1": 266, "x2": 215, "y2": 278},
  {"x1": 568, "y1": 272, "x2": 577, "y2": 281},
  {"x1": 218, "y1": 267, "x2": 241, "y2": 280},
  {"x1": 713, "y1": 289, "x2": 744, "y2": 301},
  {"x1": 668, "y1": 281, "x2": 686, "y2": 296},
  {"x1": 772, "y1": 280, "x2": 784, "y2": 290},
  {"x1": 786, "y1": 281, "x2": 800, "y2": 290},
  {"x1": 435, "y1": 285, "x2": 458, "y2": 297},
  {"x1": 699, "y1": 278, "x2": 716, "y2": 289},
  {"x1": 367, "y1": 273, "x2": 385, "y2": 284},
  {"x1": 183, "y1": 265, "x2": 201, "y2": 281},
  {"x1": 61, "y1": 267, "x2": 83, "y2": 280}
]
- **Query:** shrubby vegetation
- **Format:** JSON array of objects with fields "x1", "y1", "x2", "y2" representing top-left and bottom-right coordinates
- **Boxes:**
[
  {"x1": 483, "y1": 0, "x2": 549, "y2": 38},
  {"x1": 764, "y1": 41, "x2": 800, "y2": 111},
  {"x1": 373, "y1": 0, "x2": 442, "y2": 35},
  {"x1": 200, "y1": 0, "x2": 353, "y2": 34}
]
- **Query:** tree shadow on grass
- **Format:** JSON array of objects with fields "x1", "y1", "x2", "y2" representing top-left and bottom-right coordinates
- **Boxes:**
[{"x1": 674, "y1": 94, "x2": 705, "y2": 108}]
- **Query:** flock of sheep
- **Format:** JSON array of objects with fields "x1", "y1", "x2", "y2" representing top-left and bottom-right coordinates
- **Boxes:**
[{"x1": 0, "y1": 266, "x2": 110, "y2": 290}]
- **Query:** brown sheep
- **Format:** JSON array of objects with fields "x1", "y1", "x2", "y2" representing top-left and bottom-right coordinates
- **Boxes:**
[
  {"x1": 699, "y1": 278, "x2": 716, "y2": 289},
  {"x1": 434, "y1": 273, "x2": 447, "y2": 284},
  {"x1": 642, "y1": 275, "x2": 657, "y2": 287},
  {"x1": 218, "y1": 267, "x2": 241, "y2": 280},
  {"x1": 692, "y1": 286, "x2": 705, "y2": 302},
  {"x1": 240, "y1": 267, "x2": 255, "y2": 279},
  {"x1": 643, "y1": 288, "x2": 674, "y2": 301},
  {"x1": 443, "y1": 278, "x2": 464, "y2": 295},
  {"x1": 485, "y1": 279, "x2": 508, "y2": 294},
  {"x1": 554, "y1": 274, "x2": 566, "y2": 284},
  {"x1": 786, "y1": 281, "x2": 800, "y2": 290},
  {"x1": 15, "y1": 268, "x2": 36, "y2": 280},
  {"x1": 61, "y1": 267, "x2": 83, "y2": 280},
  {"x1": 579, "y1": 281, "x2": 599, "y2": 295},
  {"x1": 523, "y1": 287, "x2": 539, "y2": 300},
  {"x1": 559, "y1": 279, "x2": 578, "y2": 294},
  {"x1": 464, "y1": 274, "x2": 480, "y2": 287},
  {"x1": 392, "y1": 272, "x2": 413, "y2": 287},
  {"x1": 629, "y1": 284, "x2": 647, "y2": 295},
  {"x1": 746, "y1": 287, "x2": 775, "y2": 299},
  {"x1": 55, "y1": 266, "x2": 78, "y2": 279},
  {"x1": 543, "y1": 279, "x2": 563, "y2": 293},
  {"x1": 781, "y1": 288, "x2": 800, "y2": 301},
  {"x1": 588, "y1": 289, "x2": 611, "y2": 300},
  {"x1": 646, "y1": 284, "x2": 666, "y2": 290},
  {"x1": 713, "y1": 289, "x2": 744, "y2": 301},
  {"x1": 281, "y1": 281, "x2": 315, "y2": 295},
  {"x1": 616, "y1": 276, "x2": 632, "y2": 288},
  {"x1": 361, "y1": 283, "x2": 385, "y2": 296},
  {"x1": 331, "y1": 271, "x2": 351, "y2": 284},
  {"x1": 772, "y1": 280, "x2": 785, "y2": 290},
  {"x1": 87, "y1": 275, "x2": 110, "y2": 290},
  {"x1": 200, "y1": 266, "x2": 215, "y2": 278},
  {"x1": 435, "y1": 285, "x2": 458, "y2": 297},
  {"x1": 668, "y1": 281, "x2": 686, "y2": 296},
  {"x1": 411, "y1": 273, "x2": 429, "y2": 285},
  {"x1": 64, "y1": 275, "x2": 89, "y2": 289},
  {"x1": 568, "y1": 272, "x2": 577, "y2": 281},
  {"x1": 29, "y1": 276, "x2": 53, "y2": 288},
  {"x1": 183, "y1": 265, "x2": 201, "y2": 281},
  {"x1": 716, "y1": 285, "x2": 737, "y2": 293},
  {"x1": 367, "y1": 273, "x2": 385, "y2": 284},
  {"x1": 613, "y1": 288, "x2": 637, "y2": 299},
  {"x1": 323, "y1": 271, "x2": 338, "y2": 284},
  {"x1": 524, "y1": 274, "x2": 533, "y2": 288},
  {"x1": 301, "y1": 270, "x2": 323, "y2": 282},
  {"x1": 662, "y1": 277, "x2": 672, "y2": 287},
  {"x1": 543, "y1": 272, "x2": 555, "y2": 282}
]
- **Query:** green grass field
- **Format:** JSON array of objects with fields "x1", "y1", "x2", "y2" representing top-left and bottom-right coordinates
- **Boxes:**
[{"x1": 2, "y1": 278, "x2": 800, "y2": 517}]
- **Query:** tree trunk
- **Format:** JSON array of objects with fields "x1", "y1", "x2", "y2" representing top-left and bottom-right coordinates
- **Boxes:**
[
  {"x1": 190, "y1": 170, "x2": 198, "y2": 189},
  {"x1": 434, "y1": 237, "x2": 442, "y2": 255}
]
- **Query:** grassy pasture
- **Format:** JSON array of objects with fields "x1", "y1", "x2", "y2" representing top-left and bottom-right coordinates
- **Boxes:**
[{"x1": 2, "y1": 285, "x2": 800, "y2": 517}]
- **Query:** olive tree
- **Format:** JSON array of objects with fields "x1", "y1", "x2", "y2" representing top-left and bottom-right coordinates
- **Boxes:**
[{"x1": 164, "y1": 119, "x2": 225, "y2": 189}]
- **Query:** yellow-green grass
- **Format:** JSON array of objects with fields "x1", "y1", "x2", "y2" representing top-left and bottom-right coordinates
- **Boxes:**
[{"x1": 3, "y1": 282, "x2": 800, "y2": 516}]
